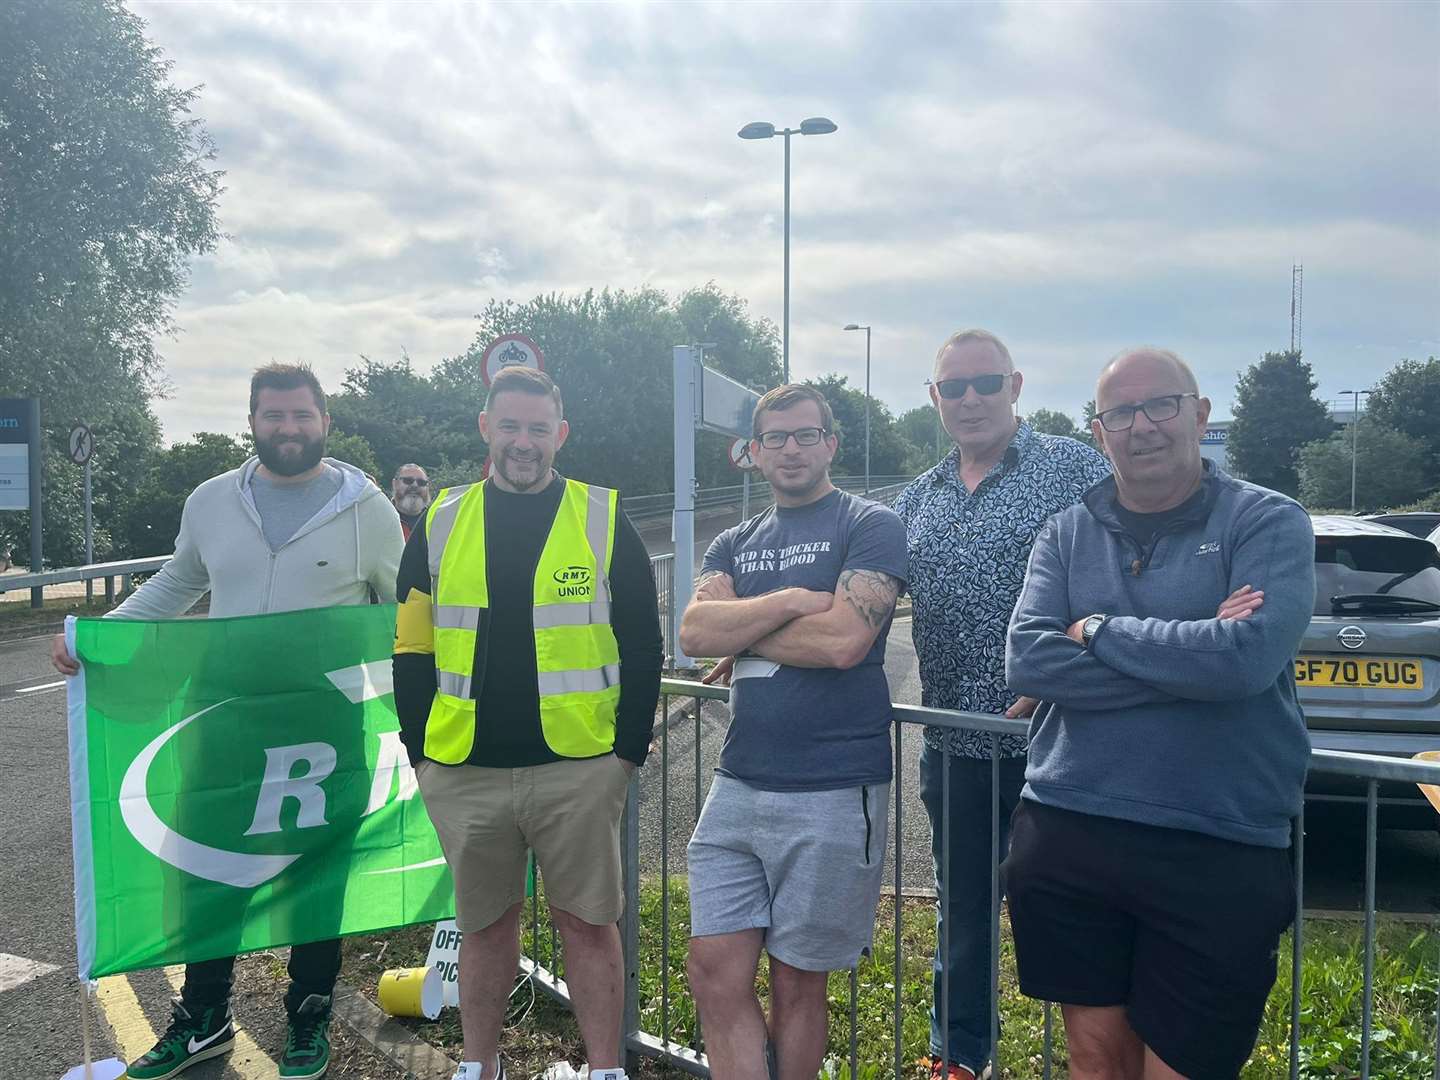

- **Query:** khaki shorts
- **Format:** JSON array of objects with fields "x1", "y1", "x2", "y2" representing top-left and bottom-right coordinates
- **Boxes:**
[{"x1": 416, "y1": 754, "x2": 631, "y2": 931}]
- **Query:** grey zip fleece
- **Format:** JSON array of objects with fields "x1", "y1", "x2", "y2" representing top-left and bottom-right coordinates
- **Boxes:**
[{"x1": 1005, "y1": 463, "x2": 1314, "y2": 848}]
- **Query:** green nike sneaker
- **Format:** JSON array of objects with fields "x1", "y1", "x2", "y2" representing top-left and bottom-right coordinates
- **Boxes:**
[
  {"x1": 279, "y1": 993, "x2": 332, "y2": 1079},
  {"x1": 125, "y1": 998, "x2": 234, "y2": 1079}
]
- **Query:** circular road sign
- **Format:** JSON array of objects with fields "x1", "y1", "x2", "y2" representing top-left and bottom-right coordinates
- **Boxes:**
[
  {"x1": 481, "y1": 334, "x2": 545, "y2": 387},
  {"x1": 68, "y1": 424, "x2": 95, "y2": 466},
  {"x1": 728, "y1": 436, "x2": 757, "y2": 471}
]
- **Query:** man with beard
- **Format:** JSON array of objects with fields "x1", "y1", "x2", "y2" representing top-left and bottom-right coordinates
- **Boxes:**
[
  {"x1": 392, "y1": 366, "x2": 662, "y2": 1080},
  {"x1": 52, "y1": 362, "x2": 403, "y2": 1080},
  {"x1": 391, "y1": 463, "x2": 432, "y2": 540},
  {"x1": 679, "y1": 384, "x2": 907, "y2": 1080}
]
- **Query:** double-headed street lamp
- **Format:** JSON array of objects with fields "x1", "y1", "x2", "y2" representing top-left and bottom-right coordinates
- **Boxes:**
[
  {"x1": 738, "y1": 116, "x2": 838, "y2": 383},
  {"x1": 843, "y1": 323, "x2": 871, "y2": 494},
  {"x1": 1341, "y1": 388, "x2": 1373, "y2": 512}
]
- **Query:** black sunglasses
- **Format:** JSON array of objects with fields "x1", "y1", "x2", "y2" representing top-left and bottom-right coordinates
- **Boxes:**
[
  {"x1": 930, "y1": 374, "x2": 1009, "y2": 400},
  {"x1": 397, "y1": 477, "x2": 429, "y2": 487}
]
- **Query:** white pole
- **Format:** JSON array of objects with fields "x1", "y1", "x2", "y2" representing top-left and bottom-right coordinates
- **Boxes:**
[{"x1": 671, "y1": 346, "x2": 698, "y2": 667}]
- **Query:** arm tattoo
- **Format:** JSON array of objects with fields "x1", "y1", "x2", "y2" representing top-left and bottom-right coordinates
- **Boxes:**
[{"x1": 838, "y1": 569, "x2": 901, "y2": 629}]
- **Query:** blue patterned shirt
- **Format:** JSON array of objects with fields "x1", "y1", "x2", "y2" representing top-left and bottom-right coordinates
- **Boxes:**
[{"x1": 894, "y1": 422, "x2": 1111, "y2": 759}]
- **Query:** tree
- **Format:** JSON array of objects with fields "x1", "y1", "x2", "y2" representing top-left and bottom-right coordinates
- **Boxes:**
[
  {"x1": 0, "y1": 0, "x2": 222, "y2": 564},
  {"x1": 802, "y1": 374, "x2": 909, "y2": 479},
  {"x1": 1298, "y1": 423, "x2": 1432, "y2": 511},
  {"x1": 1077, "y1": 399, "x2": 1100, "y2": 449},
  {"x1": 113, "y1": 432, "x2": 249, "y2": 556},
  {"x1": 1365, "y1": 357, "x2": 1440, "y2": 475},
  {"x1": 1225, "y1": 350, "x2": 1333, "y2": 495},
  {"x1": 1027, "y1": 408, "x2": 1079, "y2": 438},
  {"x1": 896, "y1": 405, "x2": 946, "y2": 473}
]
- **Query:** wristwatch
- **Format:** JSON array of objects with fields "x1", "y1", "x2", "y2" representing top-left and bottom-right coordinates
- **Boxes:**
[{"x1": 1081, "y1": 614, "x2": 1109, "y2": 648}]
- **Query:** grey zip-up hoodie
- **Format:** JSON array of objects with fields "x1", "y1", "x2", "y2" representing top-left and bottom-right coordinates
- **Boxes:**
[
  {"x1": 112, "y1": 457, "x2": 403, "y2": 620},
  {"x1": 1005, "y1": 463, "x2": 1313, "y2": 848}
]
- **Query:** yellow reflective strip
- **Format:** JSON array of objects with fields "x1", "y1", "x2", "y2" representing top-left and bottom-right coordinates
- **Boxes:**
[
  {"x1": 394, "y1": 590, "x2": 435, "y2": 654},
  {"x1": 532, "y1": 601, "x2": 611, "y2": 628},
  {"x1": 434, "y1": 605, "x2": 481, "y2": 631},
  {"x1": 536, "y1": 664, "x2": 620, "y2": 695}
]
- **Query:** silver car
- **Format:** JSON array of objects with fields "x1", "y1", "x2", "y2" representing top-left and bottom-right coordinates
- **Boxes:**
[{"x1": 1300, "y1": 516, "x2": 1440, "y2": 825}]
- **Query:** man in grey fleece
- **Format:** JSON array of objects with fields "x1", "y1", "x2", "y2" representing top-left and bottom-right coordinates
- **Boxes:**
[{"x1": 1002, "y1": 348, "x2": 1313, "y2": 1080}]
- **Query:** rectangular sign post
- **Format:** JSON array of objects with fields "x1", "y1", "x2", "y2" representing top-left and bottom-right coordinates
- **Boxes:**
[
  {"x1": 671, "y1": 348, "x2": 761, "y2": 667},
  {"x1": 0, "y1": 398, "x2": 43, "y2": 607}
]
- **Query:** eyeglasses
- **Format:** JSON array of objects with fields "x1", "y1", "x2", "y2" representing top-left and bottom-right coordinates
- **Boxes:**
[
  {"x1": 397, "y1": 477, "x2": 429, "y2": 487},
  {"x1": 756, "y1": 427, "x2": 828, "y2": 449},
  {"x1": 1096, "y1": 393, "x2": 1198, "y2": 432},
  {"x1": 930, "y1": 374, "x2": 1009, "y2": 400}
]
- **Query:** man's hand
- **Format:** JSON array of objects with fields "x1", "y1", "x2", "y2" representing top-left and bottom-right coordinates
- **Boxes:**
[
  {"x1": 619, "y1": 757, "x2": 637, "y2": 776},
  {"x1": 694, "y1": 571, "x2": 737, "y2": 602},
  {"x1": 786, "y1": 587, "x2": 834, "y2": 618},
  {"x1": 1005, "y1": 695, "x2": 1039, "y2": 719},
  {"x1": 702, "y1": 655, "x2": 735, "y2": 686},
  {"x1": 1217, "y1": 585, "x2": 1264, "y2": 621},
  {"x1": 51, "y1": 633, "x2": 79, "y2": 676},
  {"x1": 1065, "y1": 617, "x2": 1089, "y2": 645}
]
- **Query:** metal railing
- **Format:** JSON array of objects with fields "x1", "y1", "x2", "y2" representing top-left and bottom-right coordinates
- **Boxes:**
[
  {"x1": 0, "y1": 556, "x2": 171, "y2": 607},
  {"x1": 518, "y1": 677, "x2": 1440, "y2": 1080},
  {"x1": 649, "y1": 553, "x2": 677, "y2": 660}
]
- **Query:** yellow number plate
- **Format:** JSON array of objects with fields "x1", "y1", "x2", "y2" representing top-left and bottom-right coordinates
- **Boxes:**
[{"x1": 1294, "y1": 655, "x2": 1424, "y2": 690}]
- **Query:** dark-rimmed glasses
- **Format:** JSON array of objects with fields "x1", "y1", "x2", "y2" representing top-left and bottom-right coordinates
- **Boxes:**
[
  {"x1": 930, "y1": 374, "x2": 1009, "y2": 399},
  {"x1": 756, "y1": 427, "x2": 828, "y2": 449},
  {"x1": 397, "y1": 476, "x2": 429, "y2": 487},
  {"x1": 1096, "y1": 393, "x2": 1198, "y2": 432}
]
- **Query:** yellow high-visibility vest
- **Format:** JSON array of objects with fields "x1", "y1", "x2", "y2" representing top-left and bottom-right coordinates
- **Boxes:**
[{"x1": 423, "y1": 479, "x2": 620, "y2": 763}]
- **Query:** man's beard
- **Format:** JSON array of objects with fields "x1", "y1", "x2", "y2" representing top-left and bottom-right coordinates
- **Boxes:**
[
  {"x1": 394, "y1": 491, "x2": 428, "y2": 515},
  {"x1": 256, "y1": 432, "x2": 325, "y2": 477},
  {"x1": 495, "y1": 450, "x2": 550, "y2": 491}
]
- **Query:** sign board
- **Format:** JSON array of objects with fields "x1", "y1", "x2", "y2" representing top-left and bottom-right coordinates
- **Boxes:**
[
  {"x1": 69, "y1": 424, "x2": 94, "y2": 466},
  {"x1": 699, "y1": 367, "x2": 760, "y2": 439},
  {"x1": 0, "y1": 399, "x2": 32, "y2": 512},
  {"x1": 1201, "y1": 427, "x2": 1228, "y2": 446},
  {"x1": 728, "y1": 436, "x2": 756, "y2": 471},
  {"x1": 481, "y1": 334, "x2": 545, "y2": 387},
  {"x1": 423, "y1": 919, "x2": 464, "y2": 1008}
]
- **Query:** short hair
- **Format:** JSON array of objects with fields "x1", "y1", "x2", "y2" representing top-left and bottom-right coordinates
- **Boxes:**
[
  {"x1": 934, "y1": 328, "x2": 1014, "y2": 372},
  {"x1": 485, "y1": 366, "x2": 564, "y2": 418},
  {"x1": 1099, "y1": 347, "x2": 1200, "y2": 399},
  {"x1": 752, "y1": 384, "x2": 835, "y2": 438},
  {"x1": 250, "y1": 362, "x2": 326, "y2": 415},
  {"x1": 393, "y1": 462, "x2": 427, "y2": 478}
]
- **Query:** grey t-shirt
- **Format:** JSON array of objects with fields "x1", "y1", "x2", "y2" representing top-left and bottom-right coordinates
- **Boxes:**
[
  {"x1": 249, "y1": 464, "x2": 344, "y2": 552},
  {"x1": 702, "y1": 488, "x2": 908, "y2": 792}
]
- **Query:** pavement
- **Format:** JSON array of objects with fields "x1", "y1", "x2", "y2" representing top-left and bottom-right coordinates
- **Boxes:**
[{"x1": 2, "y1": 617, "x2": 1437, "y2": 1079}]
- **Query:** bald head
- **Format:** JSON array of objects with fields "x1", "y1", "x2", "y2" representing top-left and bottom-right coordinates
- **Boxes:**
[{"x1": 1097, "y1": 347, "x2": 1198, "y2": 408}]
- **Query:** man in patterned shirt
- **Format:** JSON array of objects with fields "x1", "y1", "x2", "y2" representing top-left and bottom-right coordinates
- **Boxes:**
[{"x1": 893, "y1": 329, "x2": 1110, "y2": 1080}]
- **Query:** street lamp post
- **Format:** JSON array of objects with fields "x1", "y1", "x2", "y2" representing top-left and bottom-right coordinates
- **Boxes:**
[
  {"x1": 843, "y1": 323, "x2": 872, "y2": 494},
  {"x1": 1341, "y1": 388, "x2": 1373, "y2": 512},
  {"x1": 739, "y1": 117, "x2": 838, "y2": 383}
]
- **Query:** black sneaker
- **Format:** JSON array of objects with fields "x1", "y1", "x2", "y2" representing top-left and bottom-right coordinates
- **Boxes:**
[
  {"x1": 280, "y1": 993, "x2": 332, "y2": 1079},
  {"x1": 125, "y1": 998, "x2": 234, "y2": 1079}
]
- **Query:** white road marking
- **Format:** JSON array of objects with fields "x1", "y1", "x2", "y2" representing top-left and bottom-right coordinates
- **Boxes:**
[
  {"x1": 17, "y1": 680, "x2": 64, "y2": 694},
  {"x1": 0, "y1": 952, "x2": 60, "y2": 992}
]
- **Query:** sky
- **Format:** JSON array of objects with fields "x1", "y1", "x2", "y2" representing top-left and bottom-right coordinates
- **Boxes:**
[{"x1": 131, "y1": 0, "x2": 1440, "y2": 445}]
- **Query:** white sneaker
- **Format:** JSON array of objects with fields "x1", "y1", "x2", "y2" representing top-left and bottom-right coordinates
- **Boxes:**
[
  {"x1": 453, "y1": 1060, "x2": 505, "y2": 1080},
  {"x1": 540, "y1": 1062, "x2": 585, "y2": 1080}
]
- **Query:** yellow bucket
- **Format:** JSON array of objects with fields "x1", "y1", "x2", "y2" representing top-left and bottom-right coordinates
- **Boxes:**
[
  {"x1": 378, "y1": 966, "x2": 443, "y2": 1019},
  {"x1": 1415, "y1": 751, "x2": 1440, "y2": 815}
]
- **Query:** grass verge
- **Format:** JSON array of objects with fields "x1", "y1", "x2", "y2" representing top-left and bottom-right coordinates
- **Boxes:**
[{"x1": 339, "y1": 879, "x2": 1438, "y2": 1079}]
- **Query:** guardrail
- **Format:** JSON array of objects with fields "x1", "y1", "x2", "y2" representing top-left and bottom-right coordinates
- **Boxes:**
[
  {"x1": 517, "y1": 678, "x2": 1440, "y2": 1080},
  {"x1": 0, "y1": 556, "x2": 171, "y2": 607}
]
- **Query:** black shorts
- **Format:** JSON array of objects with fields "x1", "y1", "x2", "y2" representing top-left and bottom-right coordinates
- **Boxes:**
[{"x1": 1003, "y1": 798, "x2": 1296, "y2": 1080}]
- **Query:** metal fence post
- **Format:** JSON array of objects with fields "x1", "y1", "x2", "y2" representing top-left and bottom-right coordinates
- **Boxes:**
[{"x1": 621, "y1": 772, "x2": 641, "y2": 1069}]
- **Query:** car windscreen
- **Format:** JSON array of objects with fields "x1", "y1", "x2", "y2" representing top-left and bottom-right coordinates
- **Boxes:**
[{"x1": 1314, "y1": 535, "x2": 1440, "y2": 615}]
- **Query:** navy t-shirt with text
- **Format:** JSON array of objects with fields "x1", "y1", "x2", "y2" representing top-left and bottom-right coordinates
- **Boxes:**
[{"x1": 702, "y1": 488, "x2": 908, "y2": 792}]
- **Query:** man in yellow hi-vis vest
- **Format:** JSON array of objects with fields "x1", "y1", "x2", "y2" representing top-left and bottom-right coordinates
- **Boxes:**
[{"x1": 393, "y1": 367, "x2": 662, "y2": 1080}]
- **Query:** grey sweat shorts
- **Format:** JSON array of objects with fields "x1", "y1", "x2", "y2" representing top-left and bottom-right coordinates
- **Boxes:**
[{"x1": 687, "y1": 773, "x2": 891, "y2": 972}]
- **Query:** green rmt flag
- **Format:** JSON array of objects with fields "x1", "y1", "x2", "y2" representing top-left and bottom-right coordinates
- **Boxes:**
[{"x1": 66, "y1": 606, "x2": 454, "y2": 981}]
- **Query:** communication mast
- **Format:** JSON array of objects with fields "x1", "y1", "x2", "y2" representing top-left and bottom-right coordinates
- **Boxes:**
[{"x1": 1290, "y1": 264, "x2": 1303, "y2": 353}]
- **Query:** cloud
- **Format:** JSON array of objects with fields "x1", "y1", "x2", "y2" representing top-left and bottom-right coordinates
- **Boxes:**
[{"x1": 130, "y1": 0, "x2": 1439, "y2": 442}]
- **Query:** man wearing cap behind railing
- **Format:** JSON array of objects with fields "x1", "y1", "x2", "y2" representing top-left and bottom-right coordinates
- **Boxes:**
[
  {"x1": 392, "y1": 366, "x2": 663, "y2": 1080},
  {"x1": 679, "y1": 383, "x2": 907, "y2": 1080},
  {"x1": 1004, "y1": 347, "x2": 1313, "y2": 1080}
]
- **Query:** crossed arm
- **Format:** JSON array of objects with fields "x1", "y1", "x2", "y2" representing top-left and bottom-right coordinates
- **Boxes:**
[{"x1": 678, "y1": 567, "x2": 901, "y2": 671}]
